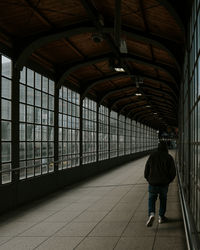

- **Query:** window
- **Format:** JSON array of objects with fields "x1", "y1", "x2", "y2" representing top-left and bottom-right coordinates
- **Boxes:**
[
  {"x1": 59, "y1": 87, "x2": 80, "y2": 169},
  {"x1": 125, "y1": 118, "x2": 131, "y2": 154},
  {"x1": 110, "y1": 111, "x2": 118, "y2": 158},
  {"x1": 19, "y1": 68, "x2": 55, "y2": 179},
  {"x1": 98, "y1": 105, "x2": 109, "y2": 160},
  {"x1": 82, "y1": 98, "x2": 97, "y2": 164},
  {"x1": 1, "y1": 55, "x2": 12, "y2": 184},
  {"x1": 131, "y1": 120, "x2": 136, "y2": 153},
  {"x1": 118, "y1": 115, "x2": 125, "y2": 156}
]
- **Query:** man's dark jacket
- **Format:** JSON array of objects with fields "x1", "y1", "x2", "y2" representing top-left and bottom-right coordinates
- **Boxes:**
[{"x1": 144, "y1": 143, "x2": 176, "y2": 186}]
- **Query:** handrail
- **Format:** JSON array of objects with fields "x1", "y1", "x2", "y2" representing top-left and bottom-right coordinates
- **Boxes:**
[
  {"x1": 175, "y1": 150, "x2": 200, "y2": 250},
  {"x1": 0, "y1": 155, "x2": 82, "y2": 174}
]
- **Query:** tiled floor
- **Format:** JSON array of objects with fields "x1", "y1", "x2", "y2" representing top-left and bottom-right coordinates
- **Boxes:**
[{"x1": 0, "y1": 154, "x2": 187, "y2": 250}]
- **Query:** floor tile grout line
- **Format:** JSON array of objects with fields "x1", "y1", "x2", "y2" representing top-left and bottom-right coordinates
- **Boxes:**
[
  {"x1": 79, "y1": 183, "x2": 146, "y2": 188},
  {"x1": 72, "y1": 182, "x2": 142, "y2": 249},
  {"x1": 0, "y1": 183, "x2": 116, "y2": 248},
  {"x1": 0, "y1": 196, "x2": 99, "y2": 248},
  {"x1": 31, "y1": 194, "x2": 114, "y2": 250},
  {"x1": 0, "y1": 206, "x2": 72, "y2": 248},
  {"x1": 0, "y1": 156, "x2": 149, "y2": 249},
  {"x1": 113, "y1": 189, "x2": 149, "y2": 249}
]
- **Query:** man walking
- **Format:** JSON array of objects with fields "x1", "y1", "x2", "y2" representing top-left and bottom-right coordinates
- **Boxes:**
[{"x1": 144, "y1": 141, "x2": 176, "y2": 227}]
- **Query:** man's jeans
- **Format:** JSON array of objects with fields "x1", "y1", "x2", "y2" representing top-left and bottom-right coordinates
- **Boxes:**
[{"x1": 148, "y1": 184, "x2": 169, "y2": 217}]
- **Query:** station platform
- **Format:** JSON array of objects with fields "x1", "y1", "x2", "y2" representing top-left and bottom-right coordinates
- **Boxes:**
[{"x1": 0, "y1": 154, "x2": 186, "y2": 250}]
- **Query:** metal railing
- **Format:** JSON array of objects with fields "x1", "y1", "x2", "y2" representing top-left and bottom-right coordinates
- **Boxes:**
[
  {"x1": 175, "y1": 150, "x2": 200, "y2": 250},
  {"x1": 0, "y1": 155, "x2": 82, "y2": 175}
]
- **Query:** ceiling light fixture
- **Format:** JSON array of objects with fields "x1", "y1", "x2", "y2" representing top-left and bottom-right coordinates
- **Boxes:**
[
  {"x1": 135, "y1": 93, "x2": 142, "y2": 96},
  {"x1": 109, "y1": 58, "x2": 125, "y2": 73},
  {"x1": 146, "y1": 105, "x2": 151, "y2": 108},
  {"x1": 114, "y1": 67, "x2": 125, "y2": 72}
]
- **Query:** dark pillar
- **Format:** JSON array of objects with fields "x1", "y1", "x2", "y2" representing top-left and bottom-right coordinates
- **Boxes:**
[
  {"x1": 12, "y1": 67, "x2": 20, "y2": 182},
  {"x1": 54, "y1": 87, "x2": 59, "y2": 171}
]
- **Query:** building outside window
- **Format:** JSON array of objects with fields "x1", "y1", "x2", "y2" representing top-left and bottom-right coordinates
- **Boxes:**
[
  {"x1": 82, "y1": 97, "x2": 97, "y2": 164},
  {"x1": 58, "y1": 86, "x2": 80, "y2": 169},
  {"x1": 118, "y1": 115, "x2": 125, "y2": 156},
  {"x1": 98, "y1": 105, "x2": 109, "y2": 161},
  {"x1": 110, "y1": 111, "x2": 118, "y2": 158},
  {"x1": 19, "y1": 67, "x2": 55, "y2": 179},
  {"x1": 1, "y1": 55, "x2": 12, "y2": 184},
  {"x1": 125, "y1": 118, "x2": 131, "y2": 154}
]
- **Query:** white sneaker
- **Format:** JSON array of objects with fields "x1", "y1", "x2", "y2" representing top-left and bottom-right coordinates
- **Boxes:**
[
  {"x1": 146, "y1": 213, "x2": 155, "y2": 227},
  {"x1": 158, "y1": 216, "x2": 167, "y2": 224}
]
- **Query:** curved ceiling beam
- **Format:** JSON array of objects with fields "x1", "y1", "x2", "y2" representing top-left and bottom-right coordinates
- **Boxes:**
[
  {"x1": 60, "y1": 52, "x2": 177, "y2": 91},
  {"x1": 103, "y1": 26, "x2": 181, "y2": 73},
  {"x1": 59, "y1": 54, "x2": 111, "y2": 89},
  {"x1": 143, "y1": 86, "x2": 177, "y2": 102},
  {"x1": 129, "y1": 108, "x2": 175, "y2": 120},
  {"x1": 133, "y1": 109, "x2": 176, "y2": 123},
  {"x1": 117, "y1": 98, "x2": 174, "y2": 116},
  {"x1": 136, "y1": 113, "x2": 175, "y2": 124},
  {"x1": 128, "y1": 109, "x2": 150, "y2": 118},
  {"x1": 14, "y1": 22, "x2": 181, "y2": 72},
  {"x1": 98, "y1": 79, "x2": 177, "y2": 107},
  {"x1": 58, "y1": 60, "x2": 178, "y2": 103},
  {"x1": 122, "y1": 55, "x2": 178, "y2": 86},
  {"x1": 121, "y1": 102, "x2": 175, "y2": 118},
  {"x1": 127, "y1": 104, "x2": 175, "y2": 121},
  {"x1": 118, "y1": 100, "x2": 147, "y2": 114},
  {"x1": 110, "y1": 88, "x2": 176, "y2": 110},
  {"x1": 15, "y1": 25, "x2": 97, "y2": 70},
  {"x1": 80, "y1": 73, "x2": 128, "y2": 101}
]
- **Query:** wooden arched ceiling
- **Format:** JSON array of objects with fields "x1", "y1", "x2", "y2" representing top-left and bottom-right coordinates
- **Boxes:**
[{"x1": 0, "y1": 0, "x2": 191, "y2": 129}]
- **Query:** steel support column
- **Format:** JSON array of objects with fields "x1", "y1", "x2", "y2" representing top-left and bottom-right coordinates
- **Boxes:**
[
  {"x1": 54, "y1": 87, "x2": 59, "y2": 171},
  {"x1": 12, "y1": 67, "x2": 20, "y2": 182}
]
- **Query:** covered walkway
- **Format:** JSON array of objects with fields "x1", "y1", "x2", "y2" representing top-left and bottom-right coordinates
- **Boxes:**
[{"x1": 0, "y1": 153, "x2": 186, "y2": 250}]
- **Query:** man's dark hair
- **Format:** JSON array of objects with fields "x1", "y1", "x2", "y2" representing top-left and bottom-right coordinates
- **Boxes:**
[{"x1": 158, "y1": 141, "x2": 168, "y2": 153}]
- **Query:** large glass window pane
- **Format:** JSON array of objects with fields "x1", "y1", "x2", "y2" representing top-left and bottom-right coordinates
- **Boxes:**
[
  {"x1": 2, "y1": 56, "x2": 11, "y2": 78},
  {"x1": 42, "y1": 109, "x2": 48, "y2": 124},
  {"x1": 35, "y1": 142, "x2": 41, "y2": 158},
  {"x1": 20, "y1": 123, "x2": 26, "y2": 141},
  {"x1": 20, "y1": 142, "x2": 26, "y2": 160},
  {"x1": 27, "y1": 124, "x2": 34, "y2": 141},
  {"x1": 27, "y1": 105, "x2": 34, "y2": 123},
  {"x1": 35, "y1": 90, "x2": 41, "y2": 107},
  {"x1": 42, "y1": 142, "x2": 47, "y2": 157},
  {"x1": 27, "y1": 160, "x2": 34, "y2": 177},
  {"x1": 27, "y1": 142, "x2": 34, "y2": 159},
  {"x1": 35, "y1": 73, "x2": 41, "y2": 90},
  {"x1": 1, "y1": 121, "x2": 11, "y2": 141},
  {"x1": 27, "y1": 87, "x2": 34, "y2": 105},
  {"x1": 20, "y1": 104, "x2": 26, "y2": 122},
  {"x1": 20, "y1": 84, "x2": 26, "y2": 103},
  {"x1": 42, "y1": 93, "x2": 48, "y2": 109},
  {"x1": 19, "y1": 161, "x2": 26, "y2": 180},
  {"x1": 35, "y1": 159, "x2": 41, "y2": 176},
  {"x1": 19, "y1": 67, "x2": 55, "y2": 178},
  {"x1": 1, "y1": 78, "x2": 11, "y2": 99},
  {"x1": 42, "y1": 126, "x2": 48, "y2": 141},
  {"x1": 42, "y1": 77, "x2": 48, "y2": 92},
  {"x1": 35, "y1": 108, "x2": 41, "y2": 124},
  {"x1": 49, "y1": 80, "x2": 54, "y2": 95},
  {"x1": 49, "y1": 111, "x2": 54, "y2": 125},
  {"x1": 1, "y1": 142, "x2": 11, "y2": 162},
  {"x1": 35, "y1": 125, "x2": 41, "y2": 141},
  {"x1": 2, "y1": 163, "x2": 11, "y2": 184},
  {"x1": 20, "y1": 67, "x2": 26, "y2": 84},
  {"x1": 27, "y1": 69, "x2": 34, "y2": 87},
  {"x1": 1, "y1": 99, "x2": 11, "y2": 120}
]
